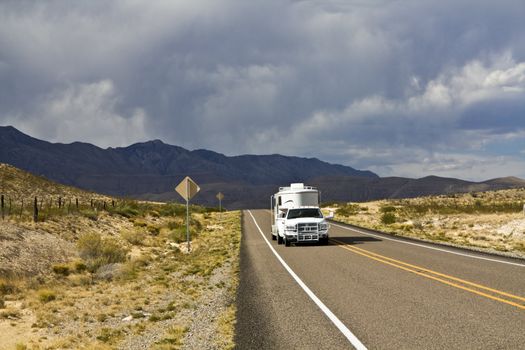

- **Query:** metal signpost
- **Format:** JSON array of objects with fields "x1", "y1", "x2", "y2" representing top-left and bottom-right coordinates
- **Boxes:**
[
  {"x1": 175, "y1": 176, "x2": 200, "y2": 251},
  {"x1": 216, "y1": 192, "x2": 224, "y2": 219}
]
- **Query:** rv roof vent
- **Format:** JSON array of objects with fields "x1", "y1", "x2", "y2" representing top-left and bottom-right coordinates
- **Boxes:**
[{"x1": 290, "y1": 183, "x2": 305, "y2": 189}]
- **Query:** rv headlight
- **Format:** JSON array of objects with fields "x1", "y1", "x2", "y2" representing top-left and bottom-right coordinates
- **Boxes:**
[
  {"x1": 319, "y1": 223, "x2": 329, "y2": 231},
  {"x1": 285, "y1": 225, "x2": 296, "y2": 232}
]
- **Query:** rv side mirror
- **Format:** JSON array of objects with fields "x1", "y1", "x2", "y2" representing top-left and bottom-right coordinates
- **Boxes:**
[{"x1": 326, "y1": 211, "x2": 334, "y2": 219}]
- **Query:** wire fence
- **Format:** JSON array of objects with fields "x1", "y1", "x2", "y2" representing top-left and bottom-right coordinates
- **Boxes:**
[{"x1": 0, "y1": 193, "x2": 119, "y2": 222}]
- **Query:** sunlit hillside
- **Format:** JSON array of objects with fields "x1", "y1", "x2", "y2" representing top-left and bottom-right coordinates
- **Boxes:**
[
  {"x1": 0, "y1": 164, "x2": 240, "y2": 349},
  {"x1": 0, "y1": 163, "x2": 110, "y2": 203},
  {"x1": 327, "y1": 189, "x2": 525, "y2": 257}
]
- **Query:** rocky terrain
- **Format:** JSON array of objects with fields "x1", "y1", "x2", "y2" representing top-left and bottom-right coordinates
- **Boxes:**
[
  {"x1": 328, "y1": 188, "x2": 525, "y2": 258},
  {"x1": 0, "y1": 164, "x2": 240, "y2": 349}
]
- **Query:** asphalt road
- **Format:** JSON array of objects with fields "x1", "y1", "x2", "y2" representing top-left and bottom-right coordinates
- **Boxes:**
[{"x1": 235, "y1": 210, "x2": 525, "y2": 349}]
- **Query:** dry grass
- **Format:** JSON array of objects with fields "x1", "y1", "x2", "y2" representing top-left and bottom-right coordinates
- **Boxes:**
[
  {"x1": 0, "y1": 163, "x2": 108, "y2": 202},
  {"x1": 326, "y1": 188, "x2": 525, "y2": 257},
  {"x1": 0, "y1": 163, "x2": 242, "y2": 349}
]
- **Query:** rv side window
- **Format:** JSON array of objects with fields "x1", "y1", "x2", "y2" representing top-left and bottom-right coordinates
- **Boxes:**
[{"x1": 278, "y1": 196, "x2": 282, "y2": 206}]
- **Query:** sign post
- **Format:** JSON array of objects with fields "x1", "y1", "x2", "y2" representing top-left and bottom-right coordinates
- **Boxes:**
[
  {"x1": 175, "y1": 176, "x2": 200, "y2": 251},
  {"x1": 216, "y1": 192, "x2": 224, "y2": 220}
]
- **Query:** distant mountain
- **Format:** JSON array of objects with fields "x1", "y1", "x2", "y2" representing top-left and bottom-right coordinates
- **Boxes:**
[
  {"x1": 0, "y1": 126, "x2": 377, "y2": 207},
  {"x1": 307, "y1": 175, "x2": 525, "y2": 204},
  {"x1": 2, "y1": 126, "x2": 524, "y2": 209}
]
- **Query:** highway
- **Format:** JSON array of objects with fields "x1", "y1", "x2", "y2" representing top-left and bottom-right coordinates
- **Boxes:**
[{"x1": 235, "y1": 210, "x2": 525, "y2": 349}]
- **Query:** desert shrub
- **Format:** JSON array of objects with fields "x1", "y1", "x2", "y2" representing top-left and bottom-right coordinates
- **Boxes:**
[
  {"x1": 111, "y1": 205, "x2": 140, "y2": 218},
  {"x1": 380, "y1": 206, "x2": 396, "y2": 213},
  {"x1": 38, "y1": 289, "x2": 57, "y2": 303},
  {"x1": 513, "y1": 241, "x2": 525, "y2": 253},
  {"x1": 169, "y1": 218, "x2": 201, "y2": 243},
  {"x1": 205, "y1": 206, "x2": 221, "y2": 213},
  {"x1": 52, "y1": 264, "x2": 70, "y2": 276},
  {"x1": 67, "y1": 274, "x2": 92, "y2": 286},
  {"x1": 96, "y1": 313, "x2": 107, "y2": 322},
  {"x1": 147, "y1": 225, "x2": 160, "y2": 236},
  {"x1": 80, "y1": 209, "x2": 99, "y2": 221},
  {"x1": 159, "y1": 203, "x2": 186, "y2": 217},
  {"x1": 167, "y1": 221, "x2": 179, "y2": 230},
  {"x1": 121, "y1": 229, "x2": 146, "y2": 245},
  {"x1": 96, "y1": 328, "x2": 122, "y2": 343},
  {"x1": 170, "y1": 226, "x2": 187, "y2": 243},
  {"x1": 73, "y1": 260, "x2": 88, "y2": 273},
  {"x1": 381, "y1": 212, "x2": 396, "y2": 225},
  {"x1": 336, "y1": 204, "x2": 360, "y2": 216},
  {"x1": 118, "y1": 257, "x2": 149, "y2": 281},
  {"x1": 191, "y1": 217, "x2": 203, "y2": 231},
  {"x1": 154, "y1": 325, "x2": 188, "y2": 348},
  {"x1": 77, "y1": 232, "x2": 128, "y2": 272},
  {"x1": 149, "y1": 314, "x2": 161, "y2": 322},
  {"x1": 108, "y1": 200, "x2": 151, "y2": 218},
  {"x1": 0, "y1": 279, "x2": 17, "y2": 296},
  {"x1": 0, "y1": 308, "x2": 20, "y2": 319},
  {"x1": 95, "y1": 263, "x2": 123, "y2": 281},
  {"x1": 132, "y1": 219, "x2": 148, "y2": 227}
]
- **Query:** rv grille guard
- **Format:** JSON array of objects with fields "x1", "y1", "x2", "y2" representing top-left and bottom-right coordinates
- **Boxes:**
[{"x1": 297, "y1": 222, "x2": 320, "y2": 242}]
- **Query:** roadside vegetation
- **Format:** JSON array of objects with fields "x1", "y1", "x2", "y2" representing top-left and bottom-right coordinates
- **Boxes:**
[
  {"x1": 325, "y1": 188, "x2": 525, "y2": 257},
  {"x1": 0, "y1": 163, "x2": 241, "y2": 349}
]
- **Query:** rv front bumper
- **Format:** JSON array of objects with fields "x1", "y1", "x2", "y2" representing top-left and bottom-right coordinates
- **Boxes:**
[{"x1": 285, "y1": 232, "x2": 328, "y2": 243}]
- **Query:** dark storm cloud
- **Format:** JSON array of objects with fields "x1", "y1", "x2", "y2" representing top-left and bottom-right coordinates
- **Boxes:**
[
  {"x1": 460, "y1": 98, "x2": 525, "y2": 133},
  {"x1": 1, "y1": 0, "x2": 525, "y2": 180}
]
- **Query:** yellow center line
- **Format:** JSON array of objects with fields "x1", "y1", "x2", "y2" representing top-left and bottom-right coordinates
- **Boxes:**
[
  {"x1": 332, "y1": 238, "x2": 525, "y2": 303},
  {"x1": 330, "y1": 238, "x2": 525, "y2": 311}
]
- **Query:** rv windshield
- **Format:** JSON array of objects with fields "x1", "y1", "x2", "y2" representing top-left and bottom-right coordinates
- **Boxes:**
[{"x1": 287, "y1": 208, "x2": 323, "y2": 219}]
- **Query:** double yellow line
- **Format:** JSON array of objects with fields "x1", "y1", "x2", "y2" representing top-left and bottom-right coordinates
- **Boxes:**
[{"x1": 330, "y1": 238, "x2": 525, "y2": 311}]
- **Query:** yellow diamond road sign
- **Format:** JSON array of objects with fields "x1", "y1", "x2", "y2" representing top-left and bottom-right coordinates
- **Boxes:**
[
  {"x1": 175, "y1": 176, "x2": 200, "y2": 201},
  {"x1": 216, "y1": 192, "x2": 224, "y2": 201}
]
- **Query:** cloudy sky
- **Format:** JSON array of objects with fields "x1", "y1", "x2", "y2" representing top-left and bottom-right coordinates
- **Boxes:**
[{"x1": 1, "y1": 0, "x2": 525, "y2": 180}]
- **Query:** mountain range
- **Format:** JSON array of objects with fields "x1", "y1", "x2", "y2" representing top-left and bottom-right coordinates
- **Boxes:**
[{"x1": 1, "y1": 125, "x2": 524, "y2": 208}]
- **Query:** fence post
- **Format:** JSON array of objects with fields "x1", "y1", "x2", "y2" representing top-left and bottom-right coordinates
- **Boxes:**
[
  {"x1": 58, "y1": 197, "x2": 62, "y2": 209},
  {"x1": 76, "y1": 198, "x2": 79, "y2": 210},
  {"x1": 112, "y1": 200, "x2": 115, "y2": 208},
  {"x1": 103, "y1": 201, "x2": 106, "y2": 211},
  {"x1": 1, "y1": 194, "x2": 4, "y2": 220},
  {"x1": 33, "y1": 197, "x2": 38, "y2": 222}
]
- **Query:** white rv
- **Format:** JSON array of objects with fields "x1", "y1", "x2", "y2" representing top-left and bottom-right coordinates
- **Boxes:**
[{"x1": 271, "y1": 183, "x2": 332, "y2": 246}]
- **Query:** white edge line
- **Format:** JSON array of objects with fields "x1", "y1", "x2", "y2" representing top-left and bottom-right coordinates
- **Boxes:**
[
  {"x1": 331, "y1": 222, "x2": 525, "y2": 268},
  {"x1": 247, "y1": 210, "x2": 368, "y2": 350}
]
